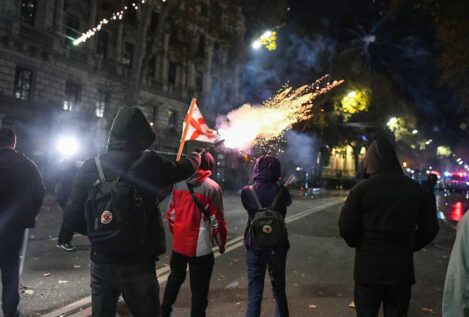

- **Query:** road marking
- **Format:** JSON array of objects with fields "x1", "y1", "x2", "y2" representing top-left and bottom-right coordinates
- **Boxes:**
[{"x1": 40, "y1": 198, "x2": 343, "y2": 317}]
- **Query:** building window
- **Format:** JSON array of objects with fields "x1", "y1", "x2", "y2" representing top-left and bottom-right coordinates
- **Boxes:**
[
  {"x1": 213, "y1": 42, "x2": 220, "y2": 64},
  {"x1": 200, "y1": 3, "x2": 209, "y2": 17},
  {"x1": 196, "y1": 71, "x2": 204, "y2": 92},
  {"x1": 125, "y1": 0, "x2": 137, "y2": 26},
  {"x1": 198, "y1": 35, "x2": 205, "y2": 58},
  {"x1": 65, "y1": 14, "x2": 80, "y2": 47},
  {"x1": 63, "y1": 81, "x2": 81, "y2": 111},
  {"x1": 20, "y1": 0, "x2": 37, "y2": 25},
  {"x1": 168, "y1": 110, "x2": 178, "y2": 129},
  {"x1": 147, "y1": 55, "x2": 156, "y2": 79},
  {"x1": 96, "y1": 32, "x2": 109, "y2": 58},
  {"x1": 122, "y1": 42, "x2": 134, "y2": 68},
  {"x1": 14, "y1": 67, "x2": 33, "y2": 100},
  {"x1": 96, "y1": 91, "x2": 109, "y2": 118},
  {"x1": 150, "y1": 11, "x2": 159, "y2": 30},
  {"x1": 168, "y1": 62, "x2": 177, "y2": 85}
]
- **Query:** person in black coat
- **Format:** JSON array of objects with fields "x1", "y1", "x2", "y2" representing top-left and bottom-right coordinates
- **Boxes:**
[
  {"x1": 64, "y1": 107, "x2": 201, "y2": 317},
  {"x1": 55, "y1": 158, "x2": 82, "y2": 251},
  {"x1": 0, "y1": 127, "x2": 45, "y2": 317},
  {"x1": 339, "y1": 138, "x2": 439, "y2": 317}
]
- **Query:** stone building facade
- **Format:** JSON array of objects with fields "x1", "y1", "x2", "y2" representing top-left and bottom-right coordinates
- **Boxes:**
[{"x1": 0, "y1": 0, "x2": 245, "y2": 179}]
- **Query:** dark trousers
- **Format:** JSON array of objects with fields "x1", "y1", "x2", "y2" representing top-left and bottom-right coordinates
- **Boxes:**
[
  {"x1": 161, "y1": 251, "x2": 215, "y2": 317},
  {"x1": 57, "y1": 207, "x2": 86, "y2": 243},
  {"x1": 90, "y1": 261, "x2": 160, "y2": 317},
  {"x1": 354, "y1": 282, "x2": 412, "y2": 317},
  {"x1": 246, "y1": 247, "x2": 289, "y2": 317},
  {"x1": 0, "y1": 228, "x2": 24, "y2": 317}
]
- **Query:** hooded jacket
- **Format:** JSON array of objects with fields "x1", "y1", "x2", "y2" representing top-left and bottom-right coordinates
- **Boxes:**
[
  {"x1": 167, "y1": 168, "x2": 227, "y2": 257},
  {"x1": 0, "y1": 148, "x2": 45, "y2": 232},
  {"x1": 443, "y1": 211, "x2": 469, "y2": 317},
  {"x1": 339, "y1": 139, "x2": 439, "y2": 284},
  {"x1": 65, "y1": 107, "x2": 200, "y2": 264},
  {"x1": 241, "y1": 155, "x2": 292, "y2": 249}
]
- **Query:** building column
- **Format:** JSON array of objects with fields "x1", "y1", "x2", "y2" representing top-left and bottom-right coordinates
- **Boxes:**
[
  {"x1": 115, "y1": 21, "x2": 123, "y2": 62},
  {"x1": 43, "y1": 0, "x2": 55, "y2": 30},
  {"x1": 161, "y1": 33, "x2": 169, "y2": 91},
  {"x1": 205, "y1": 42, "x2": 213, "y2": 95},
  {"x1": 87, "y1": 0, "x2": 98, "y2": 51},
  {"x1": 53, "y1": 0, "x2": 64, "y2": 34}
]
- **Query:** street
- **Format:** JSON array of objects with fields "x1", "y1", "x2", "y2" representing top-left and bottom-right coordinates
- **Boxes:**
[{"x1": 4, "y1": 191, "x2": 456, "y2": 317}]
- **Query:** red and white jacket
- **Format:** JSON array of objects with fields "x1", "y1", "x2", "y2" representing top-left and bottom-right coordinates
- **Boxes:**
[{"x1": 167, "y1": 169, "x2": 227, "y2": 257}]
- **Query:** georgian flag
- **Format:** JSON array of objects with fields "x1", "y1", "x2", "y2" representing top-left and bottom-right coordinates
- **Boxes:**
[{"x1": 182, "y1": 102, "x2": 217, "y2": 143}]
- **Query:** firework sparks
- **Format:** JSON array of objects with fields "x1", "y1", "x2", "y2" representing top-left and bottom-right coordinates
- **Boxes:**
[{"x1": 217, "y1": 75, "x2": 344, "y2": 151}]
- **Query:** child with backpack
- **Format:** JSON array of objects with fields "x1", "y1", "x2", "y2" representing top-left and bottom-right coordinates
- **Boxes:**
[{"x1": 241, "y1": 155, "x2": 292, "y2": 317}]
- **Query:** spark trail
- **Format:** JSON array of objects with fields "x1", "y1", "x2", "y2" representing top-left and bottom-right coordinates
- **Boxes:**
[{"x1": 217, "y1": 75, "x2": 344, "y2": 151}]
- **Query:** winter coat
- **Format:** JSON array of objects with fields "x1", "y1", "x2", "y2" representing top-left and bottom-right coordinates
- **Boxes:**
[
  {"x1": 443, "y1": 211, "x2": 469, "y2": 317},
  {"x1": 65, "y1": 107, "x2": 200, "y2": 264},
  {"x1": 339, "y1": 139, "x2": 439, "y2": 285},
  {"x1": 241, "y1": 155, "x2": 292, "y2": 249},
  {"x1": 167, "y1": 169, "x2": 227, "y2": 257},
  {"x1": 0, "y1": 148, "x2": 45, "y2": 232}
]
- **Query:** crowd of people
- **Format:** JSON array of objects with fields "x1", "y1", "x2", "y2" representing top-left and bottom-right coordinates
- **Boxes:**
[{"x1": 0, "y1": 106, "x2": 465, "y2": 317}]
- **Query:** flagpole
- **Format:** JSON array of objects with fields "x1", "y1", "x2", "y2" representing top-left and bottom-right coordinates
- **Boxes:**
[{"x1": 176, "y1": 98, "x2": 197, "y2": 161}]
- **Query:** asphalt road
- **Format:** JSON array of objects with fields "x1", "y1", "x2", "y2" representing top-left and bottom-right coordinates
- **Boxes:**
[{"x1": 2, "y1": 191, "x2": 456, "y2": 317}]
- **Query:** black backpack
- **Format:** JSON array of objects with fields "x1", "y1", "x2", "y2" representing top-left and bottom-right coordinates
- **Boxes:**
[
  {"x1": 84, "y1": 157, "x2": 148, "y2": 256},
  {"x1": 249, "y1": 186, "x2": 287, "y2": 247}
]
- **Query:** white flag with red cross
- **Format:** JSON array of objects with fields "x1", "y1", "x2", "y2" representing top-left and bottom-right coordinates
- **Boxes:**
[{"x1": 182, "y1": 102, "x2": 217, "y2": 143}]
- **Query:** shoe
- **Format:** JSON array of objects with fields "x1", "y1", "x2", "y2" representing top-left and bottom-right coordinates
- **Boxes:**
[{"x1": 56, "y1": 242, "x2": 76, "y2": 252}]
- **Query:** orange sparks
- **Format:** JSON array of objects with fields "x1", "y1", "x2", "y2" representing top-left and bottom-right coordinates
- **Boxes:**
[{"x1": 217, "y1": 76, "x2": 344, "y2": 150}]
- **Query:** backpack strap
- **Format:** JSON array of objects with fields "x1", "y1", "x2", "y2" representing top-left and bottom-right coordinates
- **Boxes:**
[
  {"x1": 248, "y1": 186, "x2": 263, "y2": 209},
  {"x1": 187, "y1": 183, "x2": 210, "y2": 220},
  {"x1": 270, "y1": 186, "x2": 284, "y2": 209},
  {"x1": 94, "y1": 156, "x2": 106, "y2": 182}
]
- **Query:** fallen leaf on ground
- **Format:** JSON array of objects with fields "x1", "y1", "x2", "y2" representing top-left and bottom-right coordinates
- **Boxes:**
[
  {"x1": 422, "y1": 307, "x2": 433, "y2": 313},
  {"x1": 348, "y1": 301, "x2": 356, "y2": 309},
  {"x1": 73, "y1": 265, "x2": 81, "y2": 269},
  {"x1": 43, "y1": 273, "x2": 50, "y2": 277},
  {"x1": 58, "y1": 280, "x2": 68, "y2": 284},
  {"x1": 24, "y1": 289, "x2": 34, "y2": 295},
  {"x1": 308, "y1": 304, "x2": 318, "y2": 309}
]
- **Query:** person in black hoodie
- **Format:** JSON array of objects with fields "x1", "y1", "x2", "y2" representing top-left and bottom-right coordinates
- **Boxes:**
[
  {"x1": 0, "y1": 127, "x2": 45, "y2": 317},
  {"x1": 65, "y1": 107, "x2": 201, "y2": 317},
  {"x1": 339, "y1": 138, "x2": 439, "y2": 317}
]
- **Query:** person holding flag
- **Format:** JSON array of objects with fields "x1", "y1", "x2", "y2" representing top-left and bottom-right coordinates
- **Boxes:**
[{"x1": 162, "y1": 99, "x2": 227, "y2": 317}]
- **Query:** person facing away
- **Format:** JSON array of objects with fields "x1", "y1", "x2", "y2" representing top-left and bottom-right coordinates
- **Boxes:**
[
  {"x1": 65, "y1": 107, "x2": 201, "y2": 317},
  {"x1": 55, "y1": 158, "x2": 84, "y2": 251},
  {"x1": 241, "y1": 155, "x2": 292, "y2": 317},
  {"x1": 161, "y1": 150, "x2": 227, "y2": 317},
  {"x1": 0, "y1": 127, "x2": 45, "y2": 317},
  {"x1": 339, "y1": 138, "x2": 439, "y2": 317},
  {"x1": 442, "y1": 209, "x2": 469, "y2": 317}
]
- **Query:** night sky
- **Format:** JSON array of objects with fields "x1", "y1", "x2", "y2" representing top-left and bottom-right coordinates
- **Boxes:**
[{"x1": 244, "y1": 0, "x2": 466, "y2": 154}]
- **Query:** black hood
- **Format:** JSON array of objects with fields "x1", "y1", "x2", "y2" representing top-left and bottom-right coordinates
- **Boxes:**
[
  {"x1": 0, "y1": 149, "x2": 26, "y2": 169},
  {"x1": 108, "y1": 107, "x2": 156, "y2": 151},
  {"x1": 363, "y1": 139, "x2": 403, "y2": 176},
  {"x1": 252, "y1": 155, "x2": 281, "y2": 183}
]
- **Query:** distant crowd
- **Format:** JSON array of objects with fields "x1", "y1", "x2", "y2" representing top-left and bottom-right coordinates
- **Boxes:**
[{"x1": 0, "y1": 107, "x2": 465, "y2": 317}]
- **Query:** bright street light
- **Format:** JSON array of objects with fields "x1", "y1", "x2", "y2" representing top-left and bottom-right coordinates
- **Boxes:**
[{"x1": 56, "y1": 135, "x2": 80, "y2": 158}]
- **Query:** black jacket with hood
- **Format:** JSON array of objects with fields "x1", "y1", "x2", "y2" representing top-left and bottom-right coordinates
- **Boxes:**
[
  {"x1": 0, "y1": 148, "x2": 45, "y2": 232},
  {"x1": 65, "y1": 107, "x2": 200, "y2": 264},
  {"x1": 339, "y1": 139, "x2": 439, "y2": 285}
]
